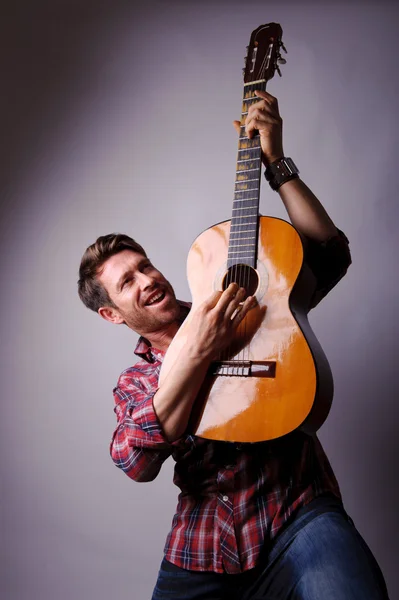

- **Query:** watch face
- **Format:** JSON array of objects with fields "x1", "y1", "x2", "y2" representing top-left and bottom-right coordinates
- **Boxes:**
[
  {"x1": 284, "y1": 158, "x2": 299, "y2": 174},
  {"x1": 265, "y1": 158, "x2": 299, "y2": 190},
  {"x1": 277, "y1": 158, "x2": 298, "y2": 176}
]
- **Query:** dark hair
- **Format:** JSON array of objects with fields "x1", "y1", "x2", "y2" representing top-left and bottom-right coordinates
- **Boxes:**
[{"x1": 78, "y1": 233, "x2": 147, "y2": 312}]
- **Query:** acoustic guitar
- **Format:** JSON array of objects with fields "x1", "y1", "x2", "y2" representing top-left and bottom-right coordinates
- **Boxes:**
[{"x1": 159, "y1": 23, "x2": 333, "y2": 443}]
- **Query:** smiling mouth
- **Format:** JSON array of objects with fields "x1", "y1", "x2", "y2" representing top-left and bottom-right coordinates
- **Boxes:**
[{"x1": 145, "y1": 290, "x2": 166, "y2": 306}]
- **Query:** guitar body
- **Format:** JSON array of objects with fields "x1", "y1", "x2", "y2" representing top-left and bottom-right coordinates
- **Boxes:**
[{"x1": 159, "y1": 216, "x2": 333, "y2": 443}]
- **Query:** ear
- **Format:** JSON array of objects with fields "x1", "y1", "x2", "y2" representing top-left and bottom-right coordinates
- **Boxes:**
[{"x1": 98, "y1": 306, "x2": 124, "y2": 325}]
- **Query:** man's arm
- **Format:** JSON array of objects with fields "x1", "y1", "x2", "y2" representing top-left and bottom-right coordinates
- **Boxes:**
[
  {"x1": 241, "y1": 89, "x2": 351, "y2": 305},
  {"x1": 277, "y1": 178, "x2": 338, "y2": 242},
  {"x1": 110, "y1": 381, "x2": 173, "y2": 482},
  {"x1": 275, "y1": 177, "x2": 352, "y2": 308},
  {"x1": 240, "y1": 90, "x2": 343, "y2": 243}
]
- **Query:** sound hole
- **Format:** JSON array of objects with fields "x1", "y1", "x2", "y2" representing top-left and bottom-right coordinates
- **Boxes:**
[{"x1": 223, "y1": 264, "x2": 259, "y2": 298}]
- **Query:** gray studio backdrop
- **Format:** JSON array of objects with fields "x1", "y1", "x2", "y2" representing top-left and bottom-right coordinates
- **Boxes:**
[{"x1": 2, "y1": 1, "x2": 398, "y2": 598}]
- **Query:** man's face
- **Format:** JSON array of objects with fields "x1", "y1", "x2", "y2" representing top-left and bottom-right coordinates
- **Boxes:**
[{"x1": 97, "y1": 250, "x2": 180, "y2": 335}]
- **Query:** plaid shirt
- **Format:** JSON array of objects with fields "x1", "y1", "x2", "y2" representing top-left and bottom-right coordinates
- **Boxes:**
[{"x1": 110, "y1": 230, "x2": 351, "y2": 574}]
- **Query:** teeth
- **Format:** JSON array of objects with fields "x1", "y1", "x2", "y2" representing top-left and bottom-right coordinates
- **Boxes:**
[{"x1": 147, "y1": 292, "x2": 164, "y2": 305}]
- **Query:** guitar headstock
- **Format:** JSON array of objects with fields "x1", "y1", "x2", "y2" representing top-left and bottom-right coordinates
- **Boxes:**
[{"x1": 243, "y1": 23, "x2": 286, "y2": 84}]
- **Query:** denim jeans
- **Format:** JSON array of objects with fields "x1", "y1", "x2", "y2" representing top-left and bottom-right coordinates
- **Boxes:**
[{"x1": 151, "y1": 497, "x2": 389, "y2": 600}]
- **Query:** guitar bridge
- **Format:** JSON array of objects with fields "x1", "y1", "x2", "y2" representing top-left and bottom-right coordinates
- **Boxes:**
[{"x1": 209, "y1": 360, "x2": 276, "y2": 378}]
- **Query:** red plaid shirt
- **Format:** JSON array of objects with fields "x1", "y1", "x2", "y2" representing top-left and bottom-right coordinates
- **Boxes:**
[{"x1": 110, "y1": 231, "x2": 351, "y2": 574}]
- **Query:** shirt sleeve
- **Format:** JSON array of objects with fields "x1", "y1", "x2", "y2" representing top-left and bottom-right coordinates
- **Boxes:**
[
  {"x1": 110, "y1": 378, "x2": 173, "y2": 482},
  {"x1": 304, "y1": 228, "x2": 352, "y2": 309}
]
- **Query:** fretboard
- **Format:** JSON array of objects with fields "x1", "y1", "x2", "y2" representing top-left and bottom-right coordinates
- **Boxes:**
[{"x1": 228, "y1": 80, "x2": 267, "y2": 269}]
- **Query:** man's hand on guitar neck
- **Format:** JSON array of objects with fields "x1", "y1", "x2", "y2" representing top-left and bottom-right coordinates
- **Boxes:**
[
  {"x1": 233, "y1": 91, "x2": 339, "y2": 243},
  {"x1": 233, "y1": 90, "x2": 284, "y2": 166}
]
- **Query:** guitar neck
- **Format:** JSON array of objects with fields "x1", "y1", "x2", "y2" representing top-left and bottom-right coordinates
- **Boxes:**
[{"x1": 228, "y1": 80, "x2": 267, "y2": 269}]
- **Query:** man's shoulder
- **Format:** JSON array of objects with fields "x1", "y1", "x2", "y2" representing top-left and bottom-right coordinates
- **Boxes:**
[{"x1": 116, "y1": 359, "x2": 158, "y2": 392}]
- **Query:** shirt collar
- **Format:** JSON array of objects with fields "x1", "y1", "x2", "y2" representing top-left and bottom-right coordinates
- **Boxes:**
[{"x1": 134, "y1": 300, "x2": 191, "y2": 363}]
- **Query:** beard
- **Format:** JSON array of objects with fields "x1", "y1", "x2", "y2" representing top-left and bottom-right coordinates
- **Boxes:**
[{"x1": 118, "y1": 283, "x2": 181, "y2": 336}]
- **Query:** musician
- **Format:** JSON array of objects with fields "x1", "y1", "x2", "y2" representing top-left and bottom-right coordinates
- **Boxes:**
[{"x1": 78, "y1": 91, "x2": 389, "y2": 599}]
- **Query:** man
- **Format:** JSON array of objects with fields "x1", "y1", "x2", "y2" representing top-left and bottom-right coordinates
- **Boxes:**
[{"x1": 78, "y1": 91, "x2": 389, "y2": 599}]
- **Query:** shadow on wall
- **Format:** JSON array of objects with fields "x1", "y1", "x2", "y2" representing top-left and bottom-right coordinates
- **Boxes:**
[
  {"x1": 334, "y1": 303, "x2": 399, "y2": 599},
  {"x1": 0, "y1": 1, "x2": 130, "y2": 229}
]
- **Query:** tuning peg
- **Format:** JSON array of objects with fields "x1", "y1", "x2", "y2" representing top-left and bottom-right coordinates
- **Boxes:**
[
  {"x1": 279, "y1": 41, "x2": 287, "y2": 53},
  {"x1": 277, "y1": 56, "x2": 287, "y2": 65},
  {"x1": 276, "y1": 64, "x2": 282, "y2": 77}
]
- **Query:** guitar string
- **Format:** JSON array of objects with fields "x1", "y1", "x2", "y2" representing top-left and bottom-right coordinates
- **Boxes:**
[
  {"x1": 231, "y1": 93, "x2": 243, "y2": 374},
  {"x1": 251, "y1": 82, "x2": 261, "y2": 366},
  {"x1": 226, "y1": 83, "x2": 256, "y2": 375},
  {"x1": 236, "y1": 85, "x2": 251, "y2": 374},
  {"x1": 221, "y1": 88, "x2": 243, "y2": 374},
  {"x1": 243, "y1": 84, "x2": 254, "y2": 372},
  {"x1": 244, "y1": 76, "x2": 268, "y2": 371},
  {"x1": 242, "y1": 78, "x2": 266, "y2": 371},
  {"x1": 221, "y1": 86, "x2": 246, "y2": 375},
  {"x1": 248, "y1": 75, "x2": 267, "y2": 369},
  {"x1": 252, "y1": 75, "x2": 269, "y2": 371},
  {"x1": 243, "y1": 82, "x2": 258, "y2": 372},
  {"x1": 246, "y1": 82, "x2": 262, "y2": 371},
  {"x1": 237, "y1": 87, "x2": 247, "y2": 374},
  {"x1": 238, "y1": 83, "x2": 257, "y2": 373}
]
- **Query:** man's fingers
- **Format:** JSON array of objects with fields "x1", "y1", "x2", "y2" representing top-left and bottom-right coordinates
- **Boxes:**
[
  {"x1": 246, "y1": 106, "x2": 279, "y2": 128},
  {"x1": 251, "y1": 106, "x2": 280, "y2": 121},
  {"x1": 247, "y1": 97, "x2": 281, "y2": 123},
  {"x1": 215, "y1": 283, "x2": 240, "y2": 314},
  {"x1": 204, "y1": 283, "x2": 241, "y2": 313},
  {"x1": 232, "y1": 295, "x2": 256, "y2": 325},
  {"x1": 205, "y1": 285, "x2": 255, "y2": 327},
  {"x1": 223, "y1": 287, "x2": 247, "y2": 320},
  {"x1": 204, "y1": 290, "x2": 223, "y2": 310},
  {"x1": 246, "y1": 111, "x2": 281, "y2": 140},
  {"x1": 254, "y1": 90, "x2": 279, "y2": 108},
  {"x1": 233, "y1": 120, "x2": 241, "y2": 135}
]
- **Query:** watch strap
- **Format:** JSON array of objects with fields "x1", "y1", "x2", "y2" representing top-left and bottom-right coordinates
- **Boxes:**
[{"x1": 265, "y1": 157, "x2": 300, "y2": 191}]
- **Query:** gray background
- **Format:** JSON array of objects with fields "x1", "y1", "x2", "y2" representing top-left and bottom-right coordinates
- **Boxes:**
[{"x1": 1, "y1": 1, "x2": 398, "y2": 598}]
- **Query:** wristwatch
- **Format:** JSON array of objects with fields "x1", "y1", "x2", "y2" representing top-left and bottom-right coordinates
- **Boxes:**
[{"x1": 265, "y1": 157, "x2": 299, "y2": 191}]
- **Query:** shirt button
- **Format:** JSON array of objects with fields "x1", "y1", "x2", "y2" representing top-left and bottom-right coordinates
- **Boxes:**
[{"x1": 222, "y1": 495, "x2": 229, "y2": 502}]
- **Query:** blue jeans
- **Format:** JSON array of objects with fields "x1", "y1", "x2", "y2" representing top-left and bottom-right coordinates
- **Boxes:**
[{"x1": 151, "y1": 497, "x2": 389, "y2": 599}]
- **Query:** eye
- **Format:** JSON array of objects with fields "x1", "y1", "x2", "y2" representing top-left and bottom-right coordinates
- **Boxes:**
[{"x1": 122, "y1": 277, "x2": 133, "y2": 288}]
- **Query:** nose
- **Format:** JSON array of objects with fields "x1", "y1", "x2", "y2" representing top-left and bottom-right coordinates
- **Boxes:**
[{"x1": 137, "y1": 272, "x2": 155, "y2": 290}]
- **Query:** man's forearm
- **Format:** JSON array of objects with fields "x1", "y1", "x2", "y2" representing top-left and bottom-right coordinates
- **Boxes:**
[
  {"x1": 153, "y1": 285, "x2": 255, "y2": 444},
  {"x1": 153, "y1": 351, "x2": 210, "y2": 443},
  {"x1": 277, "y1": 177, "x2": 338, "y2": 242}
]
